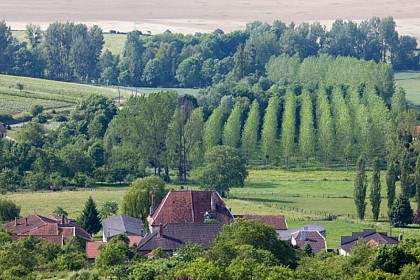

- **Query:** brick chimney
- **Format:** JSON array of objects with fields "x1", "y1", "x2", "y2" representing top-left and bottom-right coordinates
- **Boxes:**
[
  {"x1": 150, "y1": 193, "x2": 156, "y2": 215},
  {"x1": 302, "y1": 226, "x2": 308, "y2": 241},
  {"x1": 211, "y1": 192, "x2": 216, "y2": 211},
  {"x1": 158, "y1": 224, "x2": 163, "y2": 237}
]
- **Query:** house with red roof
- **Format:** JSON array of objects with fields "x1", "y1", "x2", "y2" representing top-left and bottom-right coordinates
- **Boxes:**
[
  {"x1": 290, "y1": 229, "x2": 327, "y2": 254},
  {"x1": 1, "y1": 214, "x2": 91, "y2": 245},
  {"x1": 147, "y1": 190, "x2": 234, "y2": 233},
  {"x1": 339, "y1": 229, "x2": 399, "y2": 256},
  {"x1": 234, "y1": 214, "x2": 288, "y2": 232},
  {"x1": 137, "y1": 223, "x2": 223, "y2": 256}
]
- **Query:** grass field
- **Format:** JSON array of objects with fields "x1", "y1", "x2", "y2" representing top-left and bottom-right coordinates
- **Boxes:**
[
  {"x1": 395, "y1": 71, "x2": 420, "y2": 107},
  {"x1": 4, "y1": 169, "x2": 419, "y2": 249}
]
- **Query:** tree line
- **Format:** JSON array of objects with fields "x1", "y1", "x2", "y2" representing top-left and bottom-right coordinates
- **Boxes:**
[{"x1": 0, "y1": 16, "x2": 418, "y2": 88}]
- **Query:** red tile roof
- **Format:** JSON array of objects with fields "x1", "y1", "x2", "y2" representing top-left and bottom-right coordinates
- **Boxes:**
[
  {"x1": 128, "y1": 235, "x2": 142, "y2": 247},
  {"x1": 86, "y1": 242, "x2": 107, "y2": 259},
  {"x1": 1, "y1": 214, "x2": 91, "y2": 243},
  {"x1": 137, "y1": 223, "x2": 223, "y2": 255},
  {"x1": 235, "y1": 214, "x2": 287, "y2": 230},
  {"x1": 148, "y1": 191, "x2": 234, "y2": 228},
  {"x1": 12, "y1": 235, "x2": 64, "y2": 246},
  {"x1": 291, "y1": 230, "x2": 326, "y2": 254}
]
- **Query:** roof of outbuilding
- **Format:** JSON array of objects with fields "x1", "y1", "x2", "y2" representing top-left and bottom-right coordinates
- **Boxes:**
[
  {"x1": 278, "y1": 222, "x2": 326, "y2": 241},
  {"x1": 339, "y1": 229, "x2": 398, "y2": 253},
  {"x1": 235, "y1": 214, "x2": 288, "y2": 230},
  {"x1": 137, "y1": 223, "x2": 223, "y2": 254},
  {"x1": 148, "y1": 191, "x2": 234, "y2": 227},
  {"x1": 86, "y1": 242, "x2": 108, "y2": 259},
  {"x1": 102, "y1": 214, "x2": 145, "y2": 239}
]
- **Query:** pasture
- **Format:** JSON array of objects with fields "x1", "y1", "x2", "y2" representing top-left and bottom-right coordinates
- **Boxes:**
[
  {"x1": 4, "y1": 169, "x2": 419, "y2": 249},
  {"x1": 395, "y1": 71, "x2": 420, "y2": 107}
]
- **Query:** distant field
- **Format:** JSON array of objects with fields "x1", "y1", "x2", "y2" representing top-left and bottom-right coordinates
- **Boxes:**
[
  {"x1": 395, "y1": 71, "x2": 420, "y2": 107},
  {"x1": 4, "y1": 169, "x2": 419, "y2": 249}
]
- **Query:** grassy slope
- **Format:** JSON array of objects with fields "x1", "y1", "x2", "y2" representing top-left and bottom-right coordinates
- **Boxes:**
[
  {"x1": 5, "y1": 169, "x2": 419, "y2": 249},
  {"x1": 395, "y1": 71, "x2": 420, "y2": 107}
]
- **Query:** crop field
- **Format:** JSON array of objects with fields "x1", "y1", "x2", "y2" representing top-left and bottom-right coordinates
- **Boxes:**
[
  {"x1": 0, "y1": 75, "x2": 119, "y2": 115},
  {"x1": 4, "y1": 169, "x2": 419, "y2": 249},
  {"x1": 395, "y1": 71, "x2": 420, "y2": 107}
]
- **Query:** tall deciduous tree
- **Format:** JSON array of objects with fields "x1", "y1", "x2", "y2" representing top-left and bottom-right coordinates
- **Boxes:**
[
  {"x1": 119, "y1": 30, "x2": 144, "y2": 86},
  {"x1": 354, "y1": 156, "x2": 367, "y2": 220},
  {"x1": 203, "y1": 106, "x2": 224, "y2": 152},
  {"x1": 261, "y1": 96, "x2": 280, "y2": 164},
  {"x1": 315, "y1": 87, "x2": 335, "y2": 163},
  {"x1": 281, "y1": 89, "x2": 296, "y2": 169},
  {"x1": 78, "y1": 196, "x2": 101, "y2": 235},
  {"x1": 121, "y1": 176, "x2": 167, "y2": 223},
  {"x1": 386, "y1": 159, "x2": 397, "y2": 210},
  {"x1": 298, "y1": 91, "x2": 315, "y2": 164},
  {"x1": 201, "y1": 145, "x2": 248, "y2": 197},
  {"x1": 415, "y1": 154, "x2": 420, "y2": 209},
  {"x1": 370, "y1": 158, "x2": 382, "y2": 221},
  {"x1": 241, "y1": 100, "x2": 260, "y2": 160},
  {"x1": 222, "y1": 101, "x2": 243, "y2": 148}
]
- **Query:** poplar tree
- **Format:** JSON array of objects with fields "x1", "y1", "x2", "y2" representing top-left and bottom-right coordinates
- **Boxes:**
[
  {"x1": 331, "y1": 86, "x2": 353, "y2": 164},
  {"x1": 78, "y1": 196, "x2": 101, "y2": 235},
  {"x1": 400, "y1": 153, "x2": 411, "y2": 198},
  {"x1": 222, "y1": 101, "x2": 243, "y2": 148},
  {"x1": 354, "y1": 156, "x2": 367, "y2": 220},
  {"x1": 241, "y1": 100, "x2": 260, "y2": 160},
  {"x1": 281, "y1": 89, "x2": 296, "y2": 169},
  {"x1": 315, "y1": 88, "x2": 335, "y2": 163},
  {"x1": 261, "y1": 96, "x2": 280, "y2": 164},
  {"x1": 386, "y1": 159, "x2": 397, "y2": 210},
  {"x1": 370, "y1": 158, "x2": 382, "y2": 221},
  {"x1": 415, "y1": 154, "x2": 420, "y2": 209},
  {"x1": 203, "y1": 106, "x2": 224, "y2": 153},
  {"x1": 298, "y1": 92, "x2": 315, "y2": 164}
]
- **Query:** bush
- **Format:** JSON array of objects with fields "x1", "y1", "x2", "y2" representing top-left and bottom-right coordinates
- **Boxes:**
[
  {"x1": 0, "y1": 198, "x2": 21, "y2": 223},
  {"x1": 30, "y1": 105, "x2": 43, "y2": 117},
  {"x1": 388, "y1": 195, "x2": 414, "y2": 227}
]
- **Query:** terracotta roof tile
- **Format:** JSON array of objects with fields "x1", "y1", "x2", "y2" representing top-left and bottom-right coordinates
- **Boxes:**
[
  {"x1": 149, "y1": 191, "x2": 234, "y2": 227},
  {"x1": 86, "y1": 242, "x2": 108, "y2": 259},
  {"x1": 128, "y1": 235, "x2": 142, "y2": 247},
  {"x1": 12, "y1": 235, "x2": 64, "y2": 245},
  {"x1": 236, "y1": 214, "x2": 287, "y2": 230}
]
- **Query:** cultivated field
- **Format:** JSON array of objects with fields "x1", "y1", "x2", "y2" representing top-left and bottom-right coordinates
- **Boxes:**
[
  {"x1": 5, "y1": 169, "x2": 419, "y2": 249},
  {"x1": 2, "y1": 0, "x2": 420, "y2": 44}
]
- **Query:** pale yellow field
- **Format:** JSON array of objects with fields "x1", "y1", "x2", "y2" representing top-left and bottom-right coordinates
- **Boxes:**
[{"x1": 1, "y1": 0, "x2": 419, "y2": 44}]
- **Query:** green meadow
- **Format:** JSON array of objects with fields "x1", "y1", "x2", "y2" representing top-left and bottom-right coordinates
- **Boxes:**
[
  {"x1": 395, "y1": 71, "x2": 420, "y2": 107},
  {"x1": 4, "y1": 169, "x2": 419, "y2": 249}
]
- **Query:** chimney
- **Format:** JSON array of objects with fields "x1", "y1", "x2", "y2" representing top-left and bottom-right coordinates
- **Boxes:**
[
  {"x1": 25, "y1": 217, "x2": 28, "y2": 226},
  {"x1": 150, "y1": 193, "x2": 156, "y2": 215},
  {"x1": 14, "y1": 217, "x2": 17, "y2": 226},
  {"x1": 60, "y1": 214, "x2": 65, "y2": 224},
  {"x1": 141, "y1": 229, "x2": 144, "y2": 236},
  {"x1": 211, "y1": 192, "x2": 216, "y2": 211},
  {"x1": 302, "y1": 226, "x2": 308, "y2": 241},
  {"x1": 158, "y1": 224, "x2": 163, "y2": 237}
]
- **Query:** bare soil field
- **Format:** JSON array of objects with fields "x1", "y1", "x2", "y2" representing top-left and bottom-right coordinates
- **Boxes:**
[{"x1": 1, "y1": 0, "x2": 419, "y2": 43}]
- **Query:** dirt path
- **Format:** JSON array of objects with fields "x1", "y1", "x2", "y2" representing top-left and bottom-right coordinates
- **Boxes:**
[{"x1": 1, "y1": 0, "x2": 419, "y2": 43}]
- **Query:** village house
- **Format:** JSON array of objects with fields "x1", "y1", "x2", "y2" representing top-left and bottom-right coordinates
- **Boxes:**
[
  {"x1": 137, "y1": 222, "x2": 223, "y2": 256},
  {"x1": 147, "y1": 190, "x2": 234, "y2": 233},
  {"x1": 234, "y1": 214, "x2": 288, "y2": 233},
  {"x1": 277, "y1": 222, "x2": 326, "y2": 241},
  {"x1": 290, "y1": 228, "x2": 327, "y2": 254},
  {"x1": 102, "y1": 214, "x2": 145, "y2": 243},
  {"x1": 1, "y1": 214, "x2": 91, "y2": 245},
  {"x1": 339, "y1": 229, "x2": 399, "y2": 256}
]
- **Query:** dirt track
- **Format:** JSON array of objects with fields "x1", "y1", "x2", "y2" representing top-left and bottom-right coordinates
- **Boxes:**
[{"x1": 1, "y1": 0, "x2": 419, "y2": 43}]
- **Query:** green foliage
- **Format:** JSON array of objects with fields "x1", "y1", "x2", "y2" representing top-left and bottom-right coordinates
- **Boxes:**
[
  {"x1": 0, "y1": 198, "x2": 20, "y2": 223},
  {"x1": 121, "y1": 176, "x2": 167, "y2": 222},
  {"x1": 371, "y1": 245, "x2": 417, "y2": 274},
  {"x1": 261, "y1": 95, "x2": 280, "y2": 164},
  {"x1": 281, "y1": 89, "x2": 296, "y2": 169},
  {"x1": 222, "y1": 100, "x2": 243, "y2": 148},
  {"x1": 30, "y1": 104, "x2": 43, "y2": 117},
  {"x1": 208, "y1": 218, "x2": 298, "y2": 268},
  {"x1": 99, "y1": 201, "x2": 118, "y2": 219},
  {"x1": 78, "y1": 196, "x2": 101, "y2": 235},
  {"x1": 241, "y1": 99, "x2": 260, "y2": 160},
  {"x1": 386, "y1": 159, "x2": 397, "y2": 210},
  {"x1": 315, "y1": 87, "x2": 335, "y2": 162},
  {"x1": 201, "y1": 145, "x2": 248, "y2": 197},
  {"x1": 95, "y1": 237, "x2": 133, "y2": 274},
  {"x1": 388, "y1": 195, "x2": 414, "y2": 227},
  {"x1": 370, "y1": 158, "x2": 382, "y2": 221},
  {"x1": 203, "y1": 105, "x2": 224, "y2": 151},
  {"x1": 298, "y1": 92, "x2": 315, "y2": 163},
  {"x1": 174, "y1": 242, "x2": 205, "y2": 262},
  {"x1": 354, "y1": 157, "x2": 368, "y2": 220}
]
